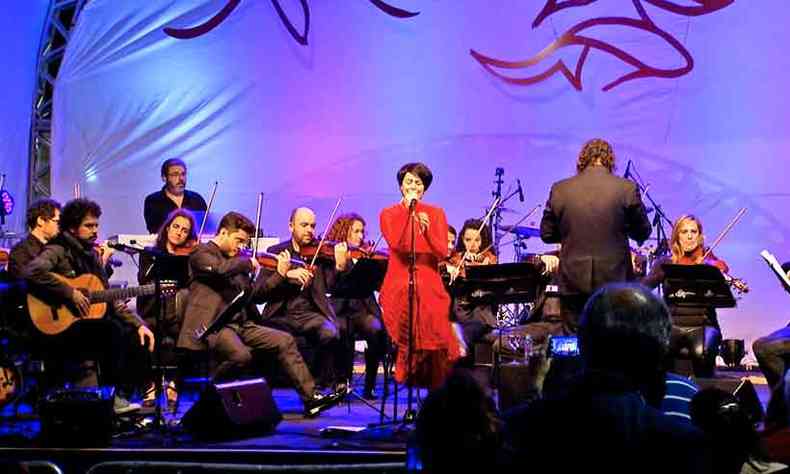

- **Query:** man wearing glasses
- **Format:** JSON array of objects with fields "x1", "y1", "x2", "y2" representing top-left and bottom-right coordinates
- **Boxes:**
[
  {"x1": 143, "y1": 158, "x2": 207, "y2": 234},
  {"x1": 8, "y1": 198, "x2": 62, "y2": 279}
]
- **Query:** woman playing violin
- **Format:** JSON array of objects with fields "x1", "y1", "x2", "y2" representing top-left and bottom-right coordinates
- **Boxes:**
[
  {"x1": 326, "y1": 213, "x2": 387, "y2": 399},
  {"x1": 449, "y1": 219, "x2": 499, "y2": 352},
  {"x1": 379, "y1": 162, "x2": 460, "y2": 389},
  {"x1": 642, "y1": 214, "x2": 728, "y2": 377},
  {"x1": 137, "y1": 208, "x2": 198, "y2": 405}
]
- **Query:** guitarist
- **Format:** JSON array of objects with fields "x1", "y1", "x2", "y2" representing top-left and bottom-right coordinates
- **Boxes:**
[
  {"x1": 176, "y1": 211, "x2": 343, "y2": 417},
  {"x1": 23, "y1": 198, "x2": 155, "y2": 414}
]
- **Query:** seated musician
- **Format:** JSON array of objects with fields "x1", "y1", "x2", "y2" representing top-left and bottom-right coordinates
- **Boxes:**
[
  {"x1": 261, "y1": 207, "x2": 349, "y2": 389},
  {"x1": 176, "y1": 211, "x2": 342, "y2": 417},
  {"x1": 8, "y1": 199, "x2": 61, "y2": 280},
  {"x1": 23, "y1": 198, "x2": 155, "y2": 414},
  {"x1": 449, "y1": 219, "x2": 498, "y2": 350},
  {"x1": 137, "y1": 208, "x2": 197, "y2": 339},
  {"x1": 136, "y1": 208, "x2": 198, "y2": 406},
  {"x1": 753, "y1": 260, "x2": 790, "y2": 426},
  {"x1": 642, "y1": 214, "x2": 729, "y2": 377},
  {"x1": 4, "y1": 199, "x2": 61, "y2": 343},
  {"x1": 326, "y1": 213, "x2": 387, "y2": 399},
  {"x1": 143, "y1": 158, "x2": 207, "y2": 234}
]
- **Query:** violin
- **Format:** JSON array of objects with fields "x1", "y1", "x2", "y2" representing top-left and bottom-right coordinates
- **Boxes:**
[
  {"x1": 448, "y1": 248, "x2": 497, "y2": 279},
  {"x1": 238, "y1": 248, "x2": 305, "y2": 270},
  {"x1": 297, "y1": 240, "x2": 389, "y2": 262},
  {"x1": 676, "y1": 246, "x2": 750, "y2": 294}
]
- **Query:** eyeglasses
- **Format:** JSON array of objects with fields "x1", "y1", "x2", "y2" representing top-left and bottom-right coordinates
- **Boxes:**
[{"x1": 167, "y1": 172, "x2": 187, "y2": 178}]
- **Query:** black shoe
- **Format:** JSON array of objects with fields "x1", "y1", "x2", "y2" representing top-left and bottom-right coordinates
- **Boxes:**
[
  {"x1": 303, "y1": 390, "x2": 344, "y2": 418},
  {"x1": 362, "y1": 388, "x2": 377, "y2": 400}
]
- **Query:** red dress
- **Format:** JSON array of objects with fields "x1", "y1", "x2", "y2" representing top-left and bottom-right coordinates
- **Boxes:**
[{"x1": 379, "y1": 201, "x2": 460, "y2": 389}]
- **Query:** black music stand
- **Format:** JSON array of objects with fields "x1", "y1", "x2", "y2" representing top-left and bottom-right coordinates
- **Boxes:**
[
  {"x1": 661, "y1": 263, "x2": 736, "y2": 309},
  {"x1": 457, "y1": 261, "x2": 544, "y2": 395},
  {"x1": 142, "y1": 248, "x2": 190, "y2": 433},
  {"x1": 330, "y1": 258, "x2": 389, "y2": 417}
]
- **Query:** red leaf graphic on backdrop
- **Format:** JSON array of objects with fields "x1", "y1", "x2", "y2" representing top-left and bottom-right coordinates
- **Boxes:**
[
  {"x1": 470, "y1": 0, "x2": 734, "y2": 91},
  {"x1": 164, "y1": 0, "x2": 418, "y2": 43}
]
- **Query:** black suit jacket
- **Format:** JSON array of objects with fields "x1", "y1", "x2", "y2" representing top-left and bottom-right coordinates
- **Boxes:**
[
  {"x1": 259, "y1": 240, "x2": 340, "y2": 323},
  {"x1": 540, "y1": 166, "x2": 652, "y2": 295},
  {"x1": 177, "y1": 242, "x2": 284, "y2": 351}
]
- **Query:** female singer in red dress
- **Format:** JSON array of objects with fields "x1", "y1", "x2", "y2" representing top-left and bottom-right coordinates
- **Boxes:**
[{"x1": 379, "y1": 163, "x2": 460, "y2": 389}]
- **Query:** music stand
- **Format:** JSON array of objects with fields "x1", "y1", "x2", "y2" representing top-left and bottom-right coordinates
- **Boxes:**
[
  {"x1": 661, "y1": 263, "x2": 736, "y2": 309},
  {"x1": 456, "y1": 261, "x2": 544, "y2": 397},
  {"x1": 330, "y1": 258, "x2": 389, "y2": 417},
  {"x1": 142, "y1": 248, "x2": 190, "y2": 432}
]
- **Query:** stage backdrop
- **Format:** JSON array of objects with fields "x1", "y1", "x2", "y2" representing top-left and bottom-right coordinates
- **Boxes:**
[{"x1": 51, "y1": 0, "x2": 790, "y2": 353}]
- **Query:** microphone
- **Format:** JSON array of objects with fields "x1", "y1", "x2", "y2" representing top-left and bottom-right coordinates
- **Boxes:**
[
  {"x1": 516, "y1": 179, "x2": 524, "y2": 202},
  {"x1": 624, "y1": 160, "x2": 632, "y2": 179}
]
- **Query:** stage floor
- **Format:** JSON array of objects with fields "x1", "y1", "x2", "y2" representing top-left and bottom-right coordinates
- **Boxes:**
[
  {"x1": 0, "y1": 370, "x2": 413, "y2": 471},
  {"x1": 0, "y1": 366, "x2": 771, "y2": 472}
]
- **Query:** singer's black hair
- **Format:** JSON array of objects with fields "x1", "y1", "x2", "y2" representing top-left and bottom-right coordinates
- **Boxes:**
[{"x1": 397, "y1": 162, "x2": 433, "y2": 191}]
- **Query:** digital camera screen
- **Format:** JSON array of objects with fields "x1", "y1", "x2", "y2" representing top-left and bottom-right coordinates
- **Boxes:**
[{"x1": 549, "y1": 335, "x2": 580, "y2": 357}]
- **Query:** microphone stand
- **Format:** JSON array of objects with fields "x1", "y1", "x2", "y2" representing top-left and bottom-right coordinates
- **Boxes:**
[
  {"x1": 626, "y1": 162, "x2": 672, "y2": 267},
  {"x1": 404, "y1": 198, "x2": 418, "y2": 425}
]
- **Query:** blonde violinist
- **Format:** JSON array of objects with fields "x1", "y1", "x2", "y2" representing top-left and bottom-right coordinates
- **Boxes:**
[
  {"x1": 642, "y1": 214, "x2": 746, "y2": 377},
  {"x1": 448, "y1": 218, "x2": 499, "y2": 350}
]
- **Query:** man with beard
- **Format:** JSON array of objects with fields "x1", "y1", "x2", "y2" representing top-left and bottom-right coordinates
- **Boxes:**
[{"x1": 143, "y1": 158, "x2": 207, "y2": 234}]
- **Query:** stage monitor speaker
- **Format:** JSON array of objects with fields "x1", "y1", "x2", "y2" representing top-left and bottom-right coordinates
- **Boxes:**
[
  {"x1": 182, "y1": 377, "x2": 282, "y2": 439},
  {"x1": 39, "y1": 386, "x2": 114, "y2": 447},
  {"x1": 694, "y1": 377, "x2": 764, "y2": 423}
]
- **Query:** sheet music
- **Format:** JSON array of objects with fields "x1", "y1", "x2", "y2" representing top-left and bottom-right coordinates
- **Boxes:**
[{"x1": 760, "y1": 250, "x2": 790, "y2": 293}]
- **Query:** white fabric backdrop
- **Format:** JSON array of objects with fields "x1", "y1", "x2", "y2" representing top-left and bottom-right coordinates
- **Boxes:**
[{"x1": 50, "y1": 0, "x2": 790, "y2": 349}]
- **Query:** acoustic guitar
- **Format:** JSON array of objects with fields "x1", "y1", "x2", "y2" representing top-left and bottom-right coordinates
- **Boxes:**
[{"x1": 28, "y1": 273, "x2": 176, "y2": 335}]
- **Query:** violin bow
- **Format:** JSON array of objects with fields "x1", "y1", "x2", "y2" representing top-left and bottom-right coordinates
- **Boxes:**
[
  {"x1": 197, "y1": 181, "x2": 219, "y2": 241},
  {"x1": 701, "y1": 207, "x2": 747, "y2": 261},
  {"x1": 369, "y1": 234, "x2": 385, "y2": 253},
  {"x1": 253, "y1": 192, "x2": 263, "y2": 259},
  {"x1": 301, "y1": 197, "x2": 343, "y2": 290}
]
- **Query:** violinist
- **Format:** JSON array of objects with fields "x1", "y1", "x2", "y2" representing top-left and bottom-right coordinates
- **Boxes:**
[
  {"x1": 136, "y1": 209, "x2": 198, "y2": 405},
  {"x1": 176, "y1": 211, "x2": 342, "y2": 417},
  {"x1": 449, "y1": 219, "x2": 498, "y2": 350},
  {"x1": 379, "y1": 162, "x2": 460, "y2": 389},
  {"x1": 143, "y1": 158, "x2": 207, "y2": 234},
  {"x1": 23, "y1": 198, "x2": 154, "y2": 414},
  {"x1": 326, "y1": 213, "x2": 387, "y2": 399},
  {"x1": 137, "y1": 208, "x2": 198, "y2": 327},
  {"x1": 642, "y1": 214, "x2": 727, "y2": 377},
  {"x1": 261, "y1": 207, "x2": 349, "y2": 389}
]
